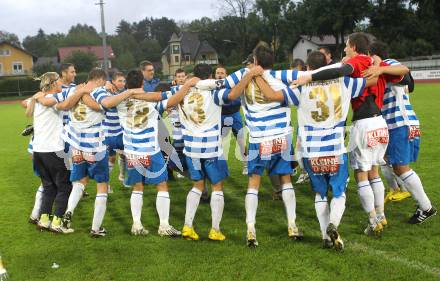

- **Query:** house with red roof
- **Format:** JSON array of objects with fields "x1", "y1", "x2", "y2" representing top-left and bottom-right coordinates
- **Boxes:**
[{"x1": 58, "y1": 45, "x2": 115, "y2": 69}]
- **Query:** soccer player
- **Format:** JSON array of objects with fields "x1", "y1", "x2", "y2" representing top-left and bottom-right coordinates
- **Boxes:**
[
  {"x1": 168, "y1": 69, "x2": 187, "y2": 179},
  {"x1": 216, "y1": 66, "x2": 248, "y2": 175},
  {"x1": 178, "y1": 64, "x2": 251, "y2": 241},
  {"x1": 117, "y1": 70, "x2": 196, "y2": 236},
  {"x1": 319, "y1": 47, "x2": 336, "y2": 65},
  {"x1": 221, "y1": 42, "x2": 301, "y2": 247},
  {"x1": 365, "y1": 41, "x2": 437, "y2": 223},
  {"x1": 256, "y1": 51, "x2": 375, "y2": 250},
  {"x1": 293, "y1": 32, "x2": 410, "y2": 235},
  {"x1": 103, "y1": 72, "x2": 126, "y2": 191},
  {"x1": 37, "y1": 68, "x2": 138, "y2": 237},
  {"x1": 30, "y1": 73, "x2": 94, "y2": 233}
]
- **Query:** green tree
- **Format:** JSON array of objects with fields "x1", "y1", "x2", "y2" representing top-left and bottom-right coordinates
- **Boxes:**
[
  {"x1": 0, "y1": 30, "x2": 20, "y2": 46},
  {"x1": 114, "y1": 51, "x2": 136, "y2": 71},
  {"x1": 64, "y1": 24, "x2": 101, "y2": 46},
  {"x1": 63, "y1": 51, "x2": 97, "y2": 73},
  {"x1": 23, "y1": 29, "x2": 50, "y2": 57},
  {"x1": 150, "y1": 17, "x2": 180, "y2": 48}
]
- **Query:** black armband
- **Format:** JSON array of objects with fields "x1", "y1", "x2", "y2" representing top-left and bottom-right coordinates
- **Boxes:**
[{"x1": 311, "y1": 64, "x2": 354, "y2": 81}]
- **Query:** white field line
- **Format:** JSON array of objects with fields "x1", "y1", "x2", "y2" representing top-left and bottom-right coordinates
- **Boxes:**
[{"x1": 348, "y1": 241, "x2": 440, "y2": 278}]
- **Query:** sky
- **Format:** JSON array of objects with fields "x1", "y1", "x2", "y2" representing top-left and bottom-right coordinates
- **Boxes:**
[{"x1": 0, "y1": 0, "x2": 219, "y2": 41}]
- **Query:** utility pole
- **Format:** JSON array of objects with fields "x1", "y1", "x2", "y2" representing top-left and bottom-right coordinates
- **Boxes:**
[{"x1": 96, "y1": 0, "x2": 108, "y2": 76}]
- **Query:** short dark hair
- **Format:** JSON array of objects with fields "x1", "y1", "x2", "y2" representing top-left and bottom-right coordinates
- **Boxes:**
[
  {"x1": 348, "y1": 32, "x2": 370, "y2": 55},
  {"x1": 126, "y1": 70, "x2": 144, "y2": 89},
  {"x1": 140, "y1": 60, "x2": 153, "y2": 71},
  {"x1": 111, "y1": 71, "x2": 125, "y2": 81},
  {"x1": 193, "y1": 64, "x2": 212, "y2": 80},
  {"x1": 175, "y1": 68, "x2": 186, "y2": 75},
  {"x1": 291, "y1": 58, "x2": 305, "y2": 70},
  {"x1": 253, "y1": 41, "x2": 274, "y2": 69},
  {"x1": 306, "y1": 51, "x2": 327, "y2": 70},
  {"x1": 319, "y1": 47, "x2": 331, "y2": 56},
  {"x1": 59, "y1": 63, "x2": 74, "y2": 76},
  {"x1": 87, "y1": 68, "x2": 106, "y2": 81},
  {"x1": 154, "y1": 82, "x2": 171, "y2": 92},
  {"x1": 215, "y1": 65, "x2": 227, "y2": 73},
  {"x1": 370, "y1": 40, "x2": 389, "y2": 59}
]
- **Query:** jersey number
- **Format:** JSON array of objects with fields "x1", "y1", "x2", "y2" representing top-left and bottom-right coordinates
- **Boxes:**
[
  {"x1": 309, "y1": 84, "x2": 342, "y2": 122},
  {"x1": 187, "y1": 91, "x2": 205, "y2": 124},
  {"x1": 73, "y1": 101, "x2": 87, "y2": 121}
]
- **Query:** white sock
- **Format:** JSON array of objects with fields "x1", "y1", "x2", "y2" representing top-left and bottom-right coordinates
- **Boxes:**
[
  {"x1": 210, "y1": 191, "x2": 225, "y2": 231},
  {"x1": 314, "y1": 194, "x2": 330, "y2": 239},
  {"x1": 66, "y1": 182, "x2": 85, "y2": 214},
  {"x1": 281, "y1": 183, "x2": 297, "y2": 228},
  {"x1": 370, "y1": 178, "x2": 385, "y2": 217},
  {"x1": 400, "y1": 170, "x2": 432, "y2": 211},
  {"x1": 109, "y1": 162, "x2": 114, "y2": 175},
  {"x1": 245, "y1": 188, "x2": 258, "y2": 232},
  {"x1": 357, "y1": 181, "x2": 375, "y2": 214},
  {"x1": 381, "y1": 165, "x2": 399, "y2": 191},
  {"x1": 31, "y1": 185, "x2": 44, "y2": 219},
  {"x1": 156, "y1": 191, "x2": 170, "y2": 226},
  {"x1": 130, "y1": 191, "x2": 143, "y2": 225},
  {"x1": 91, "y1": 193, "x2": 107, "y2": 231},
  {"x1": 329, "y1": 193, "x2": 346, "y2": 228},
  {"x1": 118, "y1": 156, "x2": 126, "y2": 177},
  {"x1": 184, "y1": 188, "x2": 202, "y2": 227}
]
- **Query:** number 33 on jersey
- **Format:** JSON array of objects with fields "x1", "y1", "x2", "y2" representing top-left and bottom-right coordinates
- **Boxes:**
[{"x1": 283, "y1": 77, "x2": 366, "y2": 158}]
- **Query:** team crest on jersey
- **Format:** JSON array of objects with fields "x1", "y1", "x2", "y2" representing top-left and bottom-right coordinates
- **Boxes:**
[
  {"x1": 367, "y1": 128, "x2": 389, "y2": 147},
  {"x1": 245, "y1": 80, "x2": 269, "y2": 105},
  {"x1": 308, "y1": 156, "x2": 340, "y2": 174},
  {"x1": 126, "y1": 102, "x2": 149, "y2": 129},
  {"x1": 259, "y1": 136, "x2": 287, "y2": 156}
]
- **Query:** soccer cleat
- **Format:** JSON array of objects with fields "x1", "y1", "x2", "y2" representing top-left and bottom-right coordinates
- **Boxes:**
[
  {"x1": 91, "y1": 227, "x2": 107, "y2": 238},
  {"x1": 62, "y1": 211, "x2": 72, "y2": 229},
  {"x1": 326, "y1": 223, "x2": 344, "y2": 252},
  {"x1": 0, "y1": 255, "x2": 8, "y2": 281},
  {"x1": 322, "y1": 239, "x2": 333, "y2": 249},
  {"x1": 50, "y1": 216, "x2": 74, "y2": 234},
  {"x1": 208, "y1": 228, "x2": 226, "y2": 241},
  {"x1": 175, "y1": 172, "x2": 185, "y2": 179},
  {"x1": 158, "y1": 225, "x2": 181, "y2": 237},
  {"x1": 288, "y1": 226, "x2": 304, "y2": 241},
  {"x1": 21, "y1": 124, "x2": 34, "y2": 136},
  {"x1": 408, "y1": 206, "x2": 437, "y2": 224},
  {"x1": 377, "y1": 215, "x2": 388, "y2": 227},
  {"x1": 390, "y1": 191, "x2": 411, "y2": 202},
  {"x1": 28, "y1": 216, "x2": 39, "y2": 225},
  {"x1": 384, "y1": 190, "x2": 396, "y2": 203},
  {"x1": 364, "y1": 221, "x2": 383, "y2": 237},
  {"x1": 131, "y1": 223, "x2": 149, "y2": 236},
  {"x1": 182, "y1": 225, "x2": 199, "y2": 241},
  {"x1": 295, "y1": 172, "x2": 310, "y2": 184},
  {"x1": 37, "y1": 214, "x2": 51, "y2": 230},
  {"x1": 246, "y1": 230, "x2": 258, "y2": 248}
]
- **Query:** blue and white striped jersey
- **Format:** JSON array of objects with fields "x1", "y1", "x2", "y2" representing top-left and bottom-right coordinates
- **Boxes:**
[
  {"x1": 223, "y1": 68, "x2": 293, "y2": 143},
  {"x1": 176, "y1": 80, "x2": 230, "y2": 158},
  {"x1": 53, "y1": 83, "x2": 76, "y2": 124},
  {"x1": 283, "y1": 76, "x2": 366, "y2": 158},
  {"x1": 382, "y1": 59, "x2": 419, "y2": 130},
  {"x1": 117, "y1": 98, "x2": 168, "y2": 156},
  {"x1": 268, "y1": 63, "x2": 342, "y2": 86},
  {"x1": 103, "y1": 90, "x2": 124, "y2": 138},
  {"x1": 62, "y1": 87, "x2": 109, "y2": 153}
]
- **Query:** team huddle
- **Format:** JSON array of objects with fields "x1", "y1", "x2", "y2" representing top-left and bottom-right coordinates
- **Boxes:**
[{"x1": 23, "y1": 32, "x2": 436, "y2": 251}]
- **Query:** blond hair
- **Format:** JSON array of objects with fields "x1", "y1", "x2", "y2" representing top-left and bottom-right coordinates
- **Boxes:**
[{"x1": 35, "y1": 72, "x2": 59, "y2": 92}]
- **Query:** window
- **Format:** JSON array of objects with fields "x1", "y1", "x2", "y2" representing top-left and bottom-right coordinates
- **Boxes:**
[
  {"x1": 202, "y1": 55, "x2": 207, "y2": 60},
  {"x1": 174, "y1": 55, "x2": 179, "y2": 63},
  {"x1": 185, "y1": 55, "x2": 190, "y2": 62},
  {"x1": 172, "y1": 44, "x2": 180, "y2": 54},
  {"x1": 12, "y1": 62, "x2": 23, "y2": 74},
  {"x1": 307, "y1": 49, "x2": 312, "y2": 55},
  {"x1": 0, "y1": 49, "x2": 11, "y2": 56}
]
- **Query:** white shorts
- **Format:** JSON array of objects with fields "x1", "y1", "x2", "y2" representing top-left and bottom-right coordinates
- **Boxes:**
[{"x1": 349, "y1": 116, "x2": 389, "y2": 171}]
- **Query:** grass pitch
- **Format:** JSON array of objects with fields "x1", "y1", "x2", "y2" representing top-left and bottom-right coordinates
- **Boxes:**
[{"x1": 0, "y1": 84, "x2": 439, "y2": 281}]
